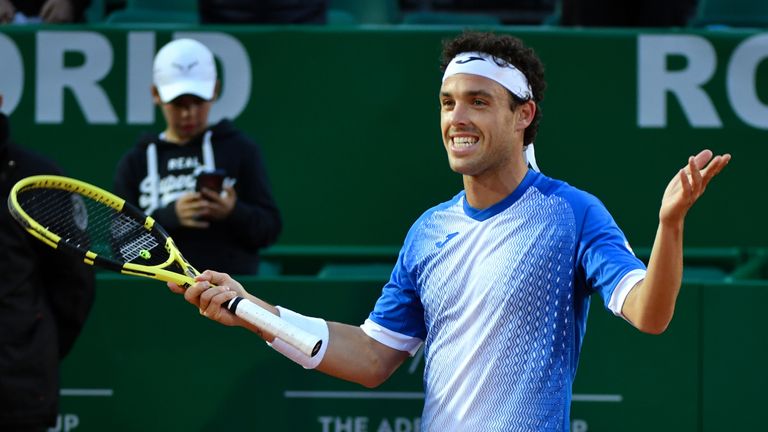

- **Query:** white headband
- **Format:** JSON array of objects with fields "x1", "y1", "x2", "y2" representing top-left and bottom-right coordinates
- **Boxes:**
[
  {"x1": 443, "y1": 51, "x2": 540, "y2": 172},
  {"x1": 442, "y1": 51, "x2": 533, "y2": 100}
]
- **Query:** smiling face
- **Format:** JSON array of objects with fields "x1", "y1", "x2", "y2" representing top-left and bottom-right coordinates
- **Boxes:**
[{"x1": 440, "y1": 73, "x2": 533, "y2": 180}]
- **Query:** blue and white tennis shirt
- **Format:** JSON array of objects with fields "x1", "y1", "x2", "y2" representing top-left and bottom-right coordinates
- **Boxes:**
[{"x1": 361, "y1": 170, "x2": 646, "y2": 431}]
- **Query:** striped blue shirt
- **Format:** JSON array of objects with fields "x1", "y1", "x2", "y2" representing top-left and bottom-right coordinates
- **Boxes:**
[{"x1": 365, "y1": 170, "x2": 646, "y2": 431}]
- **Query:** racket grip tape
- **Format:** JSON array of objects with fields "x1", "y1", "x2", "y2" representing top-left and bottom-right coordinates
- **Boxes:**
[{"x1": 223, "y1": 296, "x2": 323, "y2": 357}]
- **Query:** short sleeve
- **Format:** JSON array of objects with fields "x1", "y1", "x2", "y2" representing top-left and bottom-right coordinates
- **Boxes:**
[
  {"x1": 578, "y1": 201, "x2": 646, "y2": 310},
  {"x1": 367, "y1": 247, "x2": 427, "y2": 341}
]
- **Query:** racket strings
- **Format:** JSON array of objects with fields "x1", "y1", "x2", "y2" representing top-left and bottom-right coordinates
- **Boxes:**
[
  {"x1": 118, "y1": 230, "x2": 160, "y2": 263},
  {"x1": 16, "y1": 187, "x2": 169, "y2": 266}
]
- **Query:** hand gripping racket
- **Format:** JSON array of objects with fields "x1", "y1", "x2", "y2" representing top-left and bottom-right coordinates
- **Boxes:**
[{"x1": 8, "y1": 175, "x2": 321, "y2": 357}]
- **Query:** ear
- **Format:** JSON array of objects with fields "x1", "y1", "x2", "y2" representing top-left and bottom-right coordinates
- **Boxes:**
[
  {"x1": 151, "y1": 86, "x2": 162, "y2": 105},
  {"x1": 517, "y1": 100, "x2": 536, "y2": 129},
  {"x1": 212, "y1": 80, "x2": 222, "y2": 101}
]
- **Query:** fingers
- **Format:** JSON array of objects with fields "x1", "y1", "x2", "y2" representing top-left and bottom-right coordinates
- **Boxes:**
[
  {"x1": 175, "y1": 275, "x2": 224, "y2": 308},
  {"x1": 199, "y1": 187, "x2": 236, "y2": 220},
  {"x1": 167, "y1": 281, "x2": 185, "y2": 294},
  {"x1": 198, "y1": 284, "x2": 238, "y2": 319},
  {"x1": 199, "y1": 188, "x2": 221, "y2": 201},
  {"x1": 0, "y1": 1, "x2": 14, "y2": 23},
  {"x1": 183, "y1": 279, "x2": 225, "y2": 309},
  {"x1": 673, "y1": 151, "x2": 730, "y2": 213},
  {"x1": 701, "y1": 154, "x2": 731, "y2": 181},
  {"x1": 176, "y1": 193, "x2": 213, "y2": 227},
  {"x1": 39, "y1": 1, "x2": 53, "y2": 20},
  {"x1": 177, "y1": 271, "x2": 243, "y2": 323},
  {"x1": 183, "y1": 279, "x2": 208, "y2": 305},
  {"x1": 692, "y1": 152, "x2": 731, "y2": 192},
  {"x1": 684, "y1": 149, "x2": 731, "y2": 182},
  {"x1": 176, "y1": 189, "x2": 237, "y2": 224},
  {"x1": 688, "y1": 155, "x2": 703, "y2": 195},
  {"x1": 692, "y1": 149, "x2": 713, "y2": 170},
  {"x1": 676, "y1": 167, "x2": 692, "y2": 207},
  {"x1": 201, "y1": 270, "x2": 248, "y2": 300},
  {"x1": 41, "y1": 0, "x2": 73, "y2": 23},
  {"x1": 223, "y1": 185, "x2": 237, "y2": 201},
  {"x1": 182, "y1": 218, "x2": 210, "y2": 229},
  {"x1": 675, "y1": 156, "x2": 700, "y2": 208},
  {"x1": 686, "y1": 150, "x2": 731, "y2": 174},
  {"x1": 201, "y1": 269, "x2": 239, "y2": 289}
]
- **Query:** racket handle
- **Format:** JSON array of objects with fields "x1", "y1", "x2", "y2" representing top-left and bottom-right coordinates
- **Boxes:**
[{"x1": 223, "y1": 296, "x2": 323, "y2": 357}]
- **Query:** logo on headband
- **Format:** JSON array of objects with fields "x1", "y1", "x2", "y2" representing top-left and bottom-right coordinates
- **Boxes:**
[
  {"x1": 455, "y1": 56, "x2": 486, "y2": 65},
  {"x1": 444, "y1": 51, "x2": 534, "y2": 101}
]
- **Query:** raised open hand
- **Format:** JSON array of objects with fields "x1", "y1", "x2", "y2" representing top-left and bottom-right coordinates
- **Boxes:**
[{"x1": 659, "y1": 149, "x2": 731, "y2": 225}]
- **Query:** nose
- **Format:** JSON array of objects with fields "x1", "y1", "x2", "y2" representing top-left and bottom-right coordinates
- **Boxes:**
[
  {"x1": 448, "y1": 101, "x2": 471, "y2": 127},
  {"x1": 179, "y1": 103, "x2": 199, "y2": 118}
]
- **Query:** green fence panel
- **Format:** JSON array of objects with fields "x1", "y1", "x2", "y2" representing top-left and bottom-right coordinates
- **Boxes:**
[
  {"x1": 730, "y1": 249, "x2": 768, "y2": 280},
  {"x1": 570, "y1": 284, "x2": 700, "y2": 432},
  {"x1": 262, "y1": 246, "x2": 768, "y2": 282},
  {"x1": 59, "y1": 276, "x2": 419, "y2": 431},
  {"x1": 58, "y1": 276, "x2": 768, "y2": 431},
  {"x1": 699, "y1": 281, "x2": 768, "y2": 432}
]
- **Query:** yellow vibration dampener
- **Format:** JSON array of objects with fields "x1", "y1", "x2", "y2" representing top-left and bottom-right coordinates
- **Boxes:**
[{"x1": 139, "y1": 249, "x2": 151, "y2": 260}]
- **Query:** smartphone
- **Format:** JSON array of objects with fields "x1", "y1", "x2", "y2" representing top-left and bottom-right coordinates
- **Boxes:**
[{"x1": 196, "y1": 169, "x2": 226, "y2": 193}]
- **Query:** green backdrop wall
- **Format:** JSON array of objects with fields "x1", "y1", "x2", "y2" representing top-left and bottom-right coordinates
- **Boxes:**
[{"x1": 1, "y1": 25, "x2": 764, "y2": 249}]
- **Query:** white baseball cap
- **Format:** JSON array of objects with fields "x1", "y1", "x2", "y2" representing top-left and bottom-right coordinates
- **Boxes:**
[{"x1": 153, "y1": 38, "x2": 217, "y2": 103}]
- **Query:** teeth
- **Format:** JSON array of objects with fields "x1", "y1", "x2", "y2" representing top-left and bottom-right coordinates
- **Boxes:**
[{"x1": 453, "y1": 136, "x2": 477, "y2": 148}]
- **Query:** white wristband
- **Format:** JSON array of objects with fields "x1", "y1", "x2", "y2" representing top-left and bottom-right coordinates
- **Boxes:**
[{"x1": 267, "y1": 306, "x2": 329, "y2": 369}]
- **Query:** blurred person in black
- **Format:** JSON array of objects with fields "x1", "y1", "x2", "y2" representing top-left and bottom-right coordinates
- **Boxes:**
[
  {"x1": 0, "y1": 0, "x2": 91, "y2": 24},
  {"x1": 114, "y1": 39, "x2": 282, "y2": 275},
  {"x1": 198, "y1": 0, "x2": 328, "y2": 24},
  {"x1": 0, "y1": 94, "x2": 95, "y2": 432}
]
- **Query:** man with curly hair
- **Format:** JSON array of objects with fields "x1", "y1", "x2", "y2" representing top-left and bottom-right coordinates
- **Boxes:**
[{"x1": 171, "y1": 31, "x2": 730, "y2": 431}]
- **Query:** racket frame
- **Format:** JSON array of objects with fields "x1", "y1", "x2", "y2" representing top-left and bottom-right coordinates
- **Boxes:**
[{"x1": 8, "y1": 175, "x2": 322, "y2": 357}]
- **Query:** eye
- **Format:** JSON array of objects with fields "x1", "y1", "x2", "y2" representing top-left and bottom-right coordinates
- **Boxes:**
[
  {"x1": 441, "y1": 99, "x2": 455, "y2": 109},
  {"x1": 170, "y1": 97, "x2": 206, "y2": 109},
  {"x1": 472, "y1": 98, "x2": 487, "y2": 106},
  {"x1": 171, "y1": 100, "x2": 191, "y2": 109}
]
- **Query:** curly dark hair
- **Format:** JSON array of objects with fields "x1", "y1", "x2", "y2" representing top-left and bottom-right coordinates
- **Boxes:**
[{"x1": 440, "y1": 31, "x2": 546, "y2": 146}]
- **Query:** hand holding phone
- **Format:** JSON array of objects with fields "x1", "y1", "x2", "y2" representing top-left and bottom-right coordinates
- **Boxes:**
[
  {"x1": 196, "y1": 169, "x2": 226, "y2": 195},
  {"x1": 195, "y1": 169, "x2": 235, "y2": 222}
]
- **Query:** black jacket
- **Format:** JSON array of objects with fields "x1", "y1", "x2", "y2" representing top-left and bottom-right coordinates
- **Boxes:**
[
  {"x1": 113, "y1": 119, "x2": 282, "y2": 275},
  {"x1": 0, "y1": 112, "x2": 95, "y2": 429}
]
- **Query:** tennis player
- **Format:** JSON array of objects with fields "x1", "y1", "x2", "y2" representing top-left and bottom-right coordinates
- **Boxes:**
[{"x1": 170, "y1": 31, "x2": 730, "y2": 431}]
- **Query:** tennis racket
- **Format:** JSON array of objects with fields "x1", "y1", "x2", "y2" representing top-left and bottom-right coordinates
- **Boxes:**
[{"x1": 8, "y1": 175, "x2": 321, "y2": 357}]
